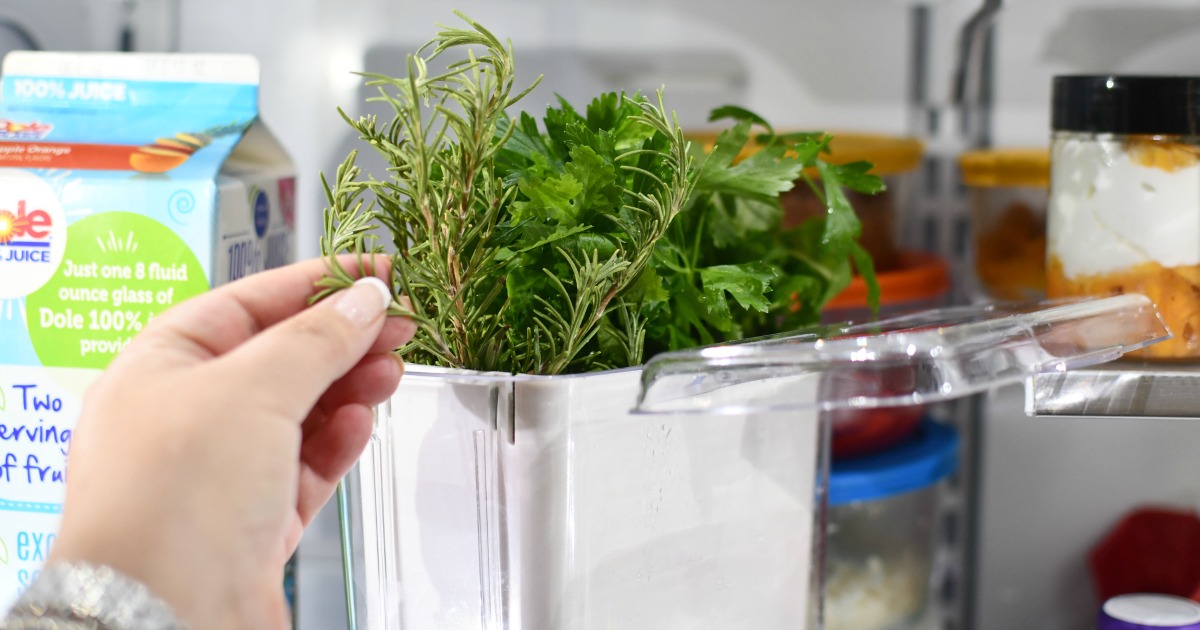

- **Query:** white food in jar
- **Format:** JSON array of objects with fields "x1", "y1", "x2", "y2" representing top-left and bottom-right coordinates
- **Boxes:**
[
  {"x1": 824, "y1": 553, "x2": 925, "y2": 630},
  {"x1": 1048, "y1": 134, "x2": 1200, "y2": 279}
]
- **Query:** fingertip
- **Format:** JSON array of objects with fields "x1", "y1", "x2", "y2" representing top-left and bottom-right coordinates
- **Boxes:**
[
  {"x1": 362, "y1": 351, "x2": 404, "y2": 398},
  {"x1": 318, "y1": 352, "x2": 403, "y2": 411},
  {"x1": 395, "y1": 316, "x2": 416, "y2": 344},
  {"x1": 392, "y1": 295, "x2": 415, "y2": 343},
  {"x1": 371, "y1": 317, "x2": 416, "y2": 353}
]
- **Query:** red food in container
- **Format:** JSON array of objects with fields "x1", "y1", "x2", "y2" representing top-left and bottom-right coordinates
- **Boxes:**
[{"x1": 820, "y1": 251, "x2": 950, "y2": 458}]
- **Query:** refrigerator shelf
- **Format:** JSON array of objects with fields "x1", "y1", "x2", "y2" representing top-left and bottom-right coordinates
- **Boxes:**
[{"x1": 1032, "y1": 361, "x2": 1200, "y2": 418}]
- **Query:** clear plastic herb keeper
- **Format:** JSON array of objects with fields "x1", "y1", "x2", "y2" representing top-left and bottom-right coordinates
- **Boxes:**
[
  {"x1": 343, "y1": 366, "x2": 824, "y2": 630},
  {"x1": 342, "y1": 293, "x2": 1168, "y2": 630}
]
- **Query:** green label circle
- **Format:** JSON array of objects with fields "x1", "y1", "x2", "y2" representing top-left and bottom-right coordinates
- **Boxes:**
[{"x1": 25, "y1": 212, "x2": 210, "y2": 369}]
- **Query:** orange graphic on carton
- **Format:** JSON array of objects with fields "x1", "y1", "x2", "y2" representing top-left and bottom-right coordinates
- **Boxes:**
[
  {"x1": 0, "y1": 130, "x2": 214, "y2": 173},
  {"x1": 129, "y1": 132, "x2": 212, "y2": 173}
]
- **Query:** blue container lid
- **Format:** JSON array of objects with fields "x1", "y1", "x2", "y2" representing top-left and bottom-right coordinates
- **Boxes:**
[{"x1": 828, "y1": 418, "x2": 959, "y2": 506}]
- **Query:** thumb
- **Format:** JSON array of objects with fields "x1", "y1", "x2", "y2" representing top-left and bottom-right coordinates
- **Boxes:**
[{"x1": 220, "y1": 276, "x2": 393, "y2": 421}]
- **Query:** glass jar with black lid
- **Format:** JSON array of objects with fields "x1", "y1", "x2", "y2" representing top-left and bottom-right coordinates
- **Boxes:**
[{"x1": 1048, "y1": 75, "x2": 1200, "y2": 360}]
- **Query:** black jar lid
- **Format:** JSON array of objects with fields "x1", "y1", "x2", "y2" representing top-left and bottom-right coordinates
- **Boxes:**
[{"x1": 1052, "y1": 75, "x2": 1200, "y2": 135}]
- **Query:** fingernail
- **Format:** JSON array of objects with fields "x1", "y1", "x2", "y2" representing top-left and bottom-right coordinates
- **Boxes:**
[{"x1": 333, "y1": 277, "x2": 392, "y2": 328}]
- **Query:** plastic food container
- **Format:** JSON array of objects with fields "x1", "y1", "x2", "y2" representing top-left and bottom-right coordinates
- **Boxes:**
[
  {"x1": 342, "y1": 293, "x2": 1168, "y2": 630},
  {"x1": 1089, "y1": 507, "x2": 1200, "y2": 603},
  {"x1": 780, "y1": 133, "x2": 925, "y2": 272},
  {"x1": 1098, "y1": 594, "x2": 1200, "y2": 630},
  {"x1": 1048, "y1": 75, "x2": 1200, "y2": 359},
  {"x1": 824, "y1": 419, "x2": 958, "y2": 630},
  {"x1": 960, "y1": 148, "x2": 1049, "y2": 302},
  {"x1": 821, "y1": 250, "x2": 950, "y2": 324}
]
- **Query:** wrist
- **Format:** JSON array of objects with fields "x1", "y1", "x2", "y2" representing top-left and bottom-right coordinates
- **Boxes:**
[{"x1": 5, "y1": 561, "x2": 186, "y2": 629}]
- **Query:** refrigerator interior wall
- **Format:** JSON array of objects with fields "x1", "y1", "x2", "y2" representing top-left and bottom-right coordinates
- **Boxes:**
[
  {"x1": 977, "y1": 384, "x2": 1200, "y2": 630},
  {"x1": 176, "y1": 0, "x2": 931, "y2": 264},
  {"x1": 168, "y1": 0, "x2": 1200, "y2": 266},
  {"x1": 991, "y1": 0, "x2": 1200, "y2": 147},
  {"x1": 0, "y1": 0, "x2": 108, "y2": 56},
  {"x1": 0, "y1": 0, "x2": 177, "y2": 65}
]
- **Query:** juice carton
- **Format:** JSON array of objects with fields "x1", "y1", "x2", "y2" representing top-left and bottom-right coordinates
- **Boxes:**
[{"x1": 0, "y1": 52, "x2": 294, "y2": 609}]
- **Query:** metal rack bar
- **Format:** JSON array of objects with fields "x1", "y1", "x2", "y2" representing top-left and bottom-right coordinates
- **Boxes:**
[{"x1": 1032, "y1": 362, "x2": 1200, "y2": 418}]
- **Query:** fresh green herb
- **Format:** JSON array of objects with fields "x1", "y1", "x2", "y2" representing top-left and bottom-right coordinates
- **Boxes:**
[
  {"x1": 320, "y1": 14, "x2": 881, "y2": 374},
  {"x1": 318, "y1": 12, "x2": 692, "y2": 375}
]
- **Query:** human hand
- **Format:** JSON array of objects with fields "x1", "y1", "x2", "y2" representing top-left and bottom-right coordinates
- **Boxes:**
[{"x1": 46, "y1": 255, "x2": 414, "y2": 629}]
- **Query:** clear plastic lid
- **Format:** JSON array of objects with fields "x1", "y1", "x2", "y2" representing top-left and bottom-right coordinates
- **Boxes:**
[{"x1": 636, "y1": 294, "x2": 1169, "y2": 415}]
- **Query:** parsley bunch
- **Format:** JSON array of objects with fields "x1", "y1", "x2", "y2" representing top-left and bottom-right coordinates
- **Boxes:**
[{"x1": 641, "y1": 107, "x2": 884, "y2": 356}]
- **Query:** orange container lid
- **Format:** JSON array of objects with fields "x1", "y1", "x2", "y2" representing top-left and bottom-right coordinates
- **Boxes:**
[
  {"x1": 686, "y1": 130, "x2": 924, "y2": 177},
  {"x1": 817, "y1": 132, "x2": 924, "y2": 176},
  {"x1": 824, "y1": 250, "x2": 950, "y2": 310},
  {"x1": 959, "y1": 148, "x2": 1050, "y2": 188}
]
